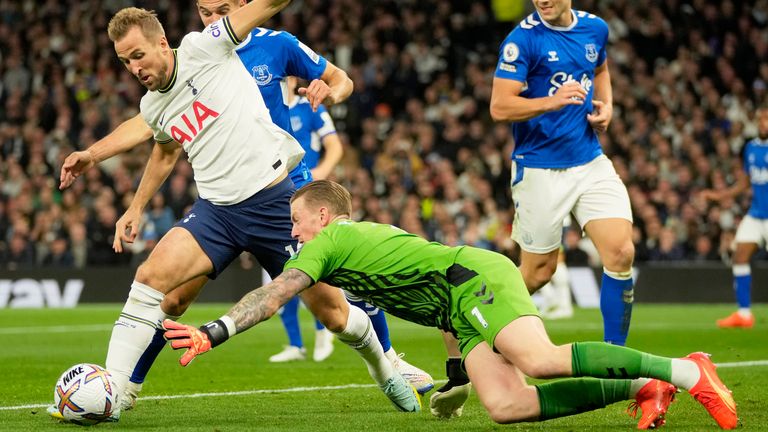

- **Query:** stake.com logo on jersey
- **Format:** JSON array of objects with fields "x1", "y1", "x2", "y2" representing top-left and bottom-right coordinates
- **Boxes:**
[{"x1": 168, "y1": 101, "x2": 220, "y2": 144}]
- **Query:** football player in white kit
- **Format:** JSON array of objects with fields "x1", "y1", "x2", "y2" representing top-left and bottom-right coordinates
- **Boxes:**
[{"x1": 61, "y1": 1, "x2": 420, "y2": 420}]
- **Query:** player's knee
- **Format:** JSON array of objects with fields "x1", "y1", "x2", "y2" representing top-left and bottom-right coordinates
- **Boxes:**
[
  {"x1": 603, "y1": 242, "x2": 634, "y2": 271},
  {"x1": 161, "y1": 292, "x2": 192, "y2": 316},
  {"x1": 524, "y1": 264, "x2": 557, "y2": 293},
  {"x1": 317, "y1": 311, "x2": 346, "y2": 333}
]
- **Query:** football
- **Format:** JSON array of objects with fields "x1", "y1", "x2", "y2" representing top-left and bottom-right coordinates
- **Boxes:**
[{"x1": 53, "y1": 364, "x2": 120, "y2": 425}]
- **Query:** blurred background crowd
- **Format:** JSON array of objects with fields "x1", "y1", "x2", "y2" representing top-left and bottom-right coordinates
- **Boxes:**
[{"x1": 1, "y1": 0, "x2": 767, "y2": 270}]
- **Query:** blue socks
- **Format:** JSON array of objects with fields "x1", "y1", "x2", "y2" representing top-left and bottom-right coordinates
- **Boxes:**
[
  {"x1": 279, "y1": 296, "x2": 304, "y2": 348},
  {"x1": 130, "y1": 328, "x2": 167, "y2": 384},
  {"x1": 733, "y1": 264, "x2": 751, "y2": 309},
  {"x1": 347, "y1": 298, "x2": 392, "y2": 352},
  {"x1": 600, "y1": 269, "x2": 633, "y2": 346}
]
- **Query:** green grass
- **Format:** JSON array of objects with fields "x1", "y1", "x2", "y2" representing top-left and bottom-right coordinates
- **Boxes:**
[{"x1": 0, "y1": 304, "x2": 766, "y2": 431}]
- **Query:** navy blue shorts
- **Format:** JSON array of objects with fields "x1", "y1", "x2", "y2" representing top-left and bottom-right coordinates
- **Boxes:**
[{"x1": 174, "y1": 176, "x2": 298, "y2": 280}]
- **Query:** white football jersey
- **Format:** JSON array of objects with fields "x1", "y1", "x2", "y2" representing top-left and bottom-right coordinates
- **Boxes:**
[{"x1": 139, "y1": 17, "x2": 305, "y2": 205}]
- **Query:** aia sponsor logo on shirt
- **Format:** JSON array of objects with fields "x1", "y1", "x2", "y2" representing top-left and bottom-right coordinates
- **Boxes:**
[{"x1": 168, "y1": 101, "x2": 220, "y2": 145}]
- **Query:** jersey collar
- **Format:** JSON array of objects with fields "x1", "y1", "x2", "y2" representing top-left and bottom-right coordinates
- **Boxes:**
[
  {"x1": 539, "y1": 9, "x2": 578, "y2": 32},
  {"x1": 159, "y1": 49, "x2": 178, "y2": 94}
]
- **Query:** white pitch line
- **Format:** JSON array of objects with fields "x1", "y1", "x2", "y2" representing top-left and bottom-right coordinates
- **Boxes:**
[
  {"x1": 2, "y1": 360, "x2": 767, "y2": 412},
  {"x1": 0, "y1": 321, "x2": 734, "y2": 335},
  {"x1": 0, "y1": 324, "x2": 113, "y2": 335}
]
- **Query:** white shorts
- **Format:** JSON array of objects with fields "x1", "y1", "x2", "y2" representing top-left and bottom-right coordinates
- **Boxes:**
[
  {"x1": 734, "y1": 215, "x2": 768, "y2": 247},
  {"x1": 510, "y1": 154, "x2": 632, "y2": 253}
]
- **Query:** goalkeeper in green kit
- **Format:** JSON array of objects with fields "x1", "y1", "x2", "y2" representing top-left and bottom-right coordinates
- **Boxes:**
[{"x1": 165, "y1": 181, "x2": 738, "y2": 429}]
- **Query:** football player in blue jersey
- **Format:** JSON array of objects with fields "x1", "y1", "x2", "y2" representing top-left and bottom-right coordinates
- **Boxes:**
[
  {"x1": 701, "y1": 107, "x2": 768, "y2": 329},
  {"x1": 490, "y1": 0, "x2": 635, "y2": 347},
  {"x1": 56, "y1": 0, "x2": 431, "y2": 410}
]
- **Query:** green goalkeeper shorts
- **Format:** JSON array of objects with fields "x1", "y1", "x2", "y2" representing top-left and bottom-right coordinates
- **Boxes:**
[{"x1": 448, "y1": 247, "x2": 540, "y2": 360}]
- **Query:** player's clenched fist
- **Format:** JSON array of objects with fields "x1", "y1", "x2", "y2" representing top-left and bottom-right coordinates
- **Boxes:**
[{"x1": 163, "y1": 319, "x2": 213, "y2": 366}]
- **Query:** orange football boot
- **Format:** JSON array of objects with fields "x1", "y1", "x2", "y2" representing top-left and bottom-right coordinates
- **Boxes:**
[
  {"x1": 716, "y1": 311, "x2": 754, "y2": 329},
  {"x1": 686, "y1": 352, "x2": 738, "y2": 429},
  {"x1": 627, "y1": 379, "x2": 677, "y2": 429}
]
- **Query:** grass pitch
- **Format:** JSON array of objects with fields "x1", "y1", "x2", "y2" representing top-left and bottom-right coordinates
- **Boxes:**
[{"x1": 1, "y1": 304, "x2": 765, "y2": 431}]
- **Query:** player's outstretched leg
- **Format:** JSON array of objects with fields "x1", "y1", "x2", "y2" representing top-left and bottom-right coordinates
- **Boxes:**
[
  {"x1": 305, "y1": 284, "x2": 421, "y2": 412},
  {"x1": 336, "y1": 306, "x2": 421, "y2": 412},
  {"x1": 106, "y1": 282, "x2": 167, "y2": 411},
  {"x1": 567, "y1": 342, "x2": 738, "y2": 429},
  {"x1": 347, "y1": 296, "x2": 434, "y2": 394}
]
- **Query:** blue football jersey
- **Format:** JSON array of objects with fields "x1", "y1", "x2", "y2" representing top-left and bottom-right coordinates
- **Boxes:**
[
  {"x1": 494, "y1": 10, "x2": 608, "y2": 169},
  {"x1": 235, "y1": 28, "x2": 328, "y2": 186},
  {"x1": 289, "y1": 97, "x2": 337, "y2": 169},
  {"x1": 743, "y1": 138, "x2": 768, "y2": 219}
]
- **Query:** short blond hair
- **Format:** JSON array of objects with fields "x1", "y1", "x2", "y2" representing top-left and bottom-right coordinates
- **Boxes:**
[
  {"x1": 108, "y1": 7, "x2": 165, "y2": 42},
  {"x1": 291, "y1": 180, "x2": 352, "y2": 217}
]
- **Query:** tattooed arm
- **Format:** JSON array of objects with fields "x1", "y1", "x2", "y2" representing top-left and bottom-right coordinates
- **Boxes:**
[
  {"x1": 226, "y1": 269, "x2": 314, "y2": 333},
  {"x1": 163, "y1": 268, "x2": 313, "y2": 366}
]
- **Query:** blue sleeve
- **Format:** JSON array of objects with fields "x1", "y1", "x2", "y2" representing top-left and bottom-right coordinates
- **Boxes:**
[
  {"x1": 494, "y1": 28, "x2": 529, "y2": 83},
  {"x1": 596, "y1": 17, "x2": 609, "y2": 66},
  {"x1": 278, "y1": 32, "x2": 328, "y2": 81}
]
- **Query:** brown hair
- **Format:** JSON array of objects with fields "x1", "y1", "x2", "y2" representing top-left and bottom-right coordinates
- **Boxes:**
[
  {"x1": 108, "y1": 7, "x2": 165, "y2": 42},
  {"x1": 291, "y1": 180, "x2": 352, "y2": 217}
]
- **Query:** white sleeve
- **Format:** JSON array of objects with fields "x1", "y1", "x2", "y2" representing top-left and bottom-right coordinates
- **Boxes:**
[{"x1": 183, "y1": 17, "x2": 242, "y2": 61}]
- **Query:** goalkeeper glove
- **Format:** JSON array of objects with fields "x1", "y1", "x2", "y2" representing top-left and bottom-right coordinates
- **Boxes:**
[
  {"x1": 429, "y1": 357, "x2": 471, "y2": 419},
  {"x1": 163, "y1": 318, "x2": 231, "y2": 366}
]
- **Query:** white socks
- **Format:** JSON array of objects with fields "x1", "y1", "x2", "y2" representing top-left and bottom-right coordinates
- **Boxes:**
[
  {"x1": 335, "y1": 306, "x2": 395, "y2": 385},
  {"x1": 105, "y1": 281, "x2": 166, "y2": 394},
  {"x1": 629, "y1": 378, "x2": 652, "y2": 397},
  {"x1": 670, "y1": 358, "x2": 700, "y2": 390}
]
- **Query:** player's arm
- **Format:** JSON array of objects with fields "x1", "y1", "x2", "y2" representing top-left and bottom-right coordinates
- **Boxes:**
[
  {"x1": 113, "y1": 141, "x2": 182, "y2": 253},
  {"x1": 163, "y1": 268, "x2": 313, "y2": 366},
  {"x1": 311, "y1": 132, "x2": 343, "y2": 180},
  {"x1": 586, "y1": 60, "x2": 613, "y2": 133},
  {"x1": 226, "y1": 0, "x2": 291, "y2": 42},
  {"x1": 299, "y1": 62, "x2": 353, "y2": 111},
  {"x1": 489, "y1": 77, "x2": 587, "y2": 122},
  {"x1": 319, "y1": 62, "x2": 353, "y2": 105},
  {"x1": 59, "y1": 114, "x2": 152, "y2": 189}
]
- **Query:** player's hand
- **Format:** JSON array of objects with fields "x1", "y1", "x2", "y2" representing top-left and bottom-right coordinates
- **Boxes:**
[
  {"x1": 429, "y1": 381, "x2": 471, "y2": 419},
  {"x1": 113, "y1": 207, "x2": 143, "y2": 253},
  {"x1": 59, "y1": 150, "x2": 96, "y2": 190},
  {"x1": 163, "y1": 319, "x2": 212, "y2": 367},
  {"x1": 548, "y1": 81, "x2": 587, "y2": 111},
  {"x1": 587, "y1": 99, "x2": 612, "y2": 132},
  {"x1": 298, "y1": 79, "x2": 331, "y2": 111}
]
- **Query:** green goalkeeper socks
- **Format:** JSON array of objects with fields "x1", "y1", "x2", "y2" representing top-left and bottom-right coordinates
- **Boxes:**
[
  {"x1": 536, "y1": 378, "x2": 630, "y2": 420},
  {"x1": 571, "y1": 341, "x2": 672, "y2": 382}
]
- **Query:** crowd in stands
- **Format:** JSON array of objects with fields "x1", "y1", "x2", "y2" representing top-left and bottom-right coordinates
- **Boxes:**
[{"x1": 1, "y1": 0, "x2": 767, "y2": 270}]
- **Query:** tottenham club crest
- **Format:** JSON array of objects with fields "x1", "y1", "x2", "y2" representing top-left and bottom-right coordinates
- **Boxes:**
[
  {"x1": 585, "y1": 43, "x2": 598, "y2": 63},
  {"x1": 252, "y1": 65, "x2": 273, "y2": 86}
]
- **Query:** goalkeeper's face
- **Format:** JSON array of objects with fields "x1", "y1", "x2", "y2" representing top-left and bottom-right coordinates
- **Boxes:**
[
  {"x1": 290, "y1": 197, "x2": 331, "y2": 244},
  {"x1": 197, "y1": 0, "x2": 245, "y2": 27}
]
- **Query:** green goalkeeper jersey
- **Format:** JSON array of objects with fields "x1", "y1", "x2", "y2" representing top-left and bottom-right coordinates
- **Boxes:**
[{"x1": 284, "y1": 219, "x2": 464, "y2": 331}]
